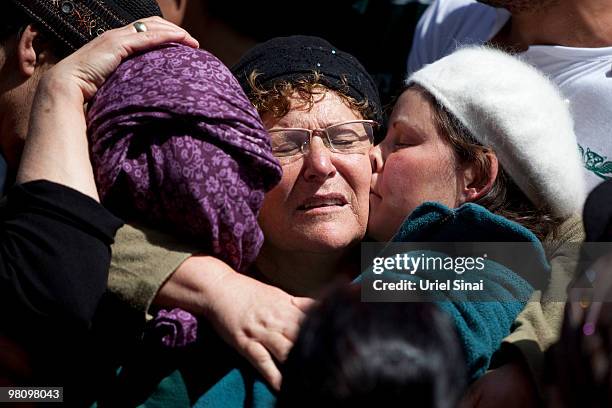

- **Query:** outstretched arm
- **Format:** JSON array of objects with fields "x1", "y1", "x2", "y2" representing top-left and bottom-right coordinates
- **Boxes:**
[{"x1": 155, "y1": 255, "x2": 314, "y2": 390}]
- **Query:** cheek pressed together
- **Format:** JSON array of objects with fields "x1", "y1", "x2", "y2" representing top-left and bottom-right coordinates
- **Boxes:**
[{"x1": 368, "y1": 88, "x2": 469, "y2": 242}]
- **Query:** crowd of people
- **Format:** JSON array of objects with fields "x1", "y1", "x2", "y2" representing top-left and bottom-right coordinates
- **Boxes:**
[{"x1": 0, "y1": 0, "x2": 611, "y2": 407}]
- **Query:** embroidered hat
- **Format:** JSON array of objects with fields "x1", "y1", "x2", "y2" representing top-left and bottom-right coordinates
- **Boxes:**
[
  {"x1": 406, "y1": 46, "x2": 586, "y2": 218},
  {"x1": 8, "y1": 0, "x2": 162, "y2": 56}
]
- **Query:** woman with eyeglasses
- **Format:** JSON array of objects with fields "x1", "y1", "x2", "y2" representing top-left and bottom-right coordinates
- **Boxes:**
[
  {"x1": 85, "y1": 35, "x2": 575, "y2": 408},
  {"x1": 21, "y1": 18, "x2": 584, "y2": 403},
  {"x1": 83, "y1": 35, "x2": 383, "y2": 406}
]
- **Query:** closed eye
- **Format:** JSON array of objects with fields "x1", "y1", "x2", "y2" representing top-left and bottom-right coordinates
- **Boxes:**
[
  {"x1": 393, "y1": 142, "x2": 414, "y2": 149},
  {"x1": 333, "y1": 138, "x2": 359, "y2": 145},
  {"x1": 273, "y1": 143, "x2": 302, "y2": 155}
]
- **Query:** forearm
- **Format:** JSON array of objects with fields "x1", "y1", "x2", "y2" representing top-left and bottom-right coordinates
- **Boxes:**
[
  {"x1": 108, "y1": 222, "x2": 197, "y2": 319},
  {"x1": 154, "y1": 255, "x2": 237, "y2": 318},
  {"x1": 108, "y1": 224, "x2": 244, "y2": 321},
  {"x1": 16, "y1": 76, "x2": 99, "y2": 201},
  {"x1": 501, "y1": 215, "x2": 585, "y2": 396}
]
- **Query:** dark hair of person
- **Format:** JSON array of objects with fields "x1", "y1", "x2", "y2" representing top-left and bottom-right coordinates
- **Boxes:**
[
  {"x1": 0, "y1": 4, "x2": 61, "y2": 56},
  {"x1": 0, "y1": 4, "x2": 30, "y2": 42},
  {"x1": 246, "y1": 70, "x2": 376, "y2": 121},
  {"x1": 411, "y1": 85, "x2": 561, "y2": 241},
  {"x1": 277, "y1": 285, "x2": 467, "y2": 408}
]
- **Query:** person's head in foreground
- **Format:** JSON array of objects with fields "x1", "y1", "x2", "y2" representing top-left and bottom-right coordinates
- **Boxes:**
[
  {"x1": 87, "y1": 43, "x2": 282, "y2": 273},
  {"x1": 368, "y1": 46, "x2": 586, "y2": 242},
  {"x1": 232, "y1": 35, "x2": 383, "y2": 291},
  {"x1": 277, "y1": 285, "x2": 467, "y2": 408},
  {"x1": 0, "y1": 0, "x2": 162, "y2": 177}
]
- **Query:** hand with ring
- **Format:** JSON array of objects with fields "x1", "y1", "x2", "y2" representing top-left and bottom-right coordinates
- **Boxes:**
[
  {"x1": 17, "y1": 16, "x2": 198, "y2": 198},
  {"x1": 133, "y1": 21, "x2": 148, "y2": 33}
]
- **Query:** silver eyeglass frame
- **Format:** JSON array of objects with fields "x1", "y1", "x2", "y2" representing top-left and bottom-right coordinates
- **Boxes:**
[{"x1": 268, "y1": 119, "x2": 378, "y2": 161}]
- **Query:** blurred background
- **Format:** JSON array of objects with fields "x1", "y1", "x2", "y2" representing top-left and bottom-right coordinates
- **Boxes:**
[{"x1": 159, "y1": 0, "x2": 432, "y2": 106}]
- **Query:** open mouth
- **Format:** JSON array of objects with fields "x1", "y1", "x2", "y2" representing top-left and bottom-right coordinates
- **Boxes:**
[{"x1": 297, "y1": 194, "x2": 348, "y2": 211}]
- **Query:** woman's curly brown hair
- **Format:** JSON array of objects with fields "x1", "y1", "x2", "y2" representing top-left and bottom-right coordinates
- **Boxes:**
[{"x1": 246, "y1": 70, "x2": 376, "y2": 120}]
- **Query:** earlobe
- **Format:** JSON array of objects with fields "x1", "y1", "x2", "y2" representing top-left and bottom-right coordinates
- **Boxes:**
[
  {"x1": 462, "y1": 151, "x2": 499, "y2": 202},
  {"x1": 16, "y1": 25, "x2": 39, "y2": 78},
  {"x1": 158, "y1": 0, "x2": 189, "y2": 25},
  {"x1": 177, "y1": 0, "x2": 189, "y2": 19}
]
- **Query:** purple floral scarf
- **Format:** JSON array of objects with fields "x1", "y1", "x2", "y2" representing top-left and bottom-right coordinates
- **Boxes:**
[
  {"x1": 88, "y1": 43, "x2": 281, "y2": 271},
  {"x1": 87, "y1": 43, "x2": 282, "y2": 346}
]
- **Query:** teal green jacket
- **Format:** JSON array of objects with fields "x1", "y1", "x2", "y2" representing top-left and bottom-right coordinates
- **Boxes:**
[
  {"x1": 385, "y1": 202, "x2": 549, "y2": 380},
  {"x1": 100, "y1": 202, "x2": 548, "y2": 407}
]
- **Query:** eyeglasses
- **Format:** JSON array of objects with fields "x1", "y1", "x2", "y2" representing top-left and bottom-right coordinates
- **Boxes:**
[{"x1": 268, "y1": 120, "x2": 377, "y2": 160}]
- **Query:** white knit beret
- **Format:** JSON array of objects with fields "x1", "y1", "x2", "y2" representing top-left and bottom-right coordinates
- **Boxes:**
[{"x1": 406, "y1": 46, "x2": 585, "y2": 218}]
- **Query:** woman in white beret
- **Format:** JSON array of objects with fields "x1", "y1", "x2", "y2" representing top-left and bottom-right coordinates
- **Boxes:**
[{"x1": 368, "y1": 46, "x2": 585, "y2": 404}]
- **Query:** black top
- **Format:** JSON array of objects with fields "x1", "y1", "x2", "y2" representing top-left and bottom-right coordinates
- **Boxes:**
[
  {"x1": 584, "y1": 179, "x2": 612, "y2": 242},
  {"x1": 0, "y1": 180, "x2": 123, "y2": 332}
]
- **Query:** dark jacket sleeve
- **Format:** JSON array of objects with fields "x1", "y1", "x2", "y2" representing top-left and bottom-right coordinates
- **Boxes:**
[{"x1": 0, "y1": 180, "x2": 123, "y2": 330}]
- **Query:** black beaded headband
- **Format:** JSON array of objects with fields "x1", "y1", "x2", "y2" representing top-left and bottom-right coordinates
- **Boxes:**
[{"x1": 232, "y1": 35, "x2": 384, "y2": 139}]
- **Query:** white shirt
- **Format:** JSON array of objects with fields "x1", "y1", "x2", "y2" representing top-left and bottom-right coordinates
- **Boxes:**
[{"x1": 408, "y1": 0, "x2": 612, "y2": 192}]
